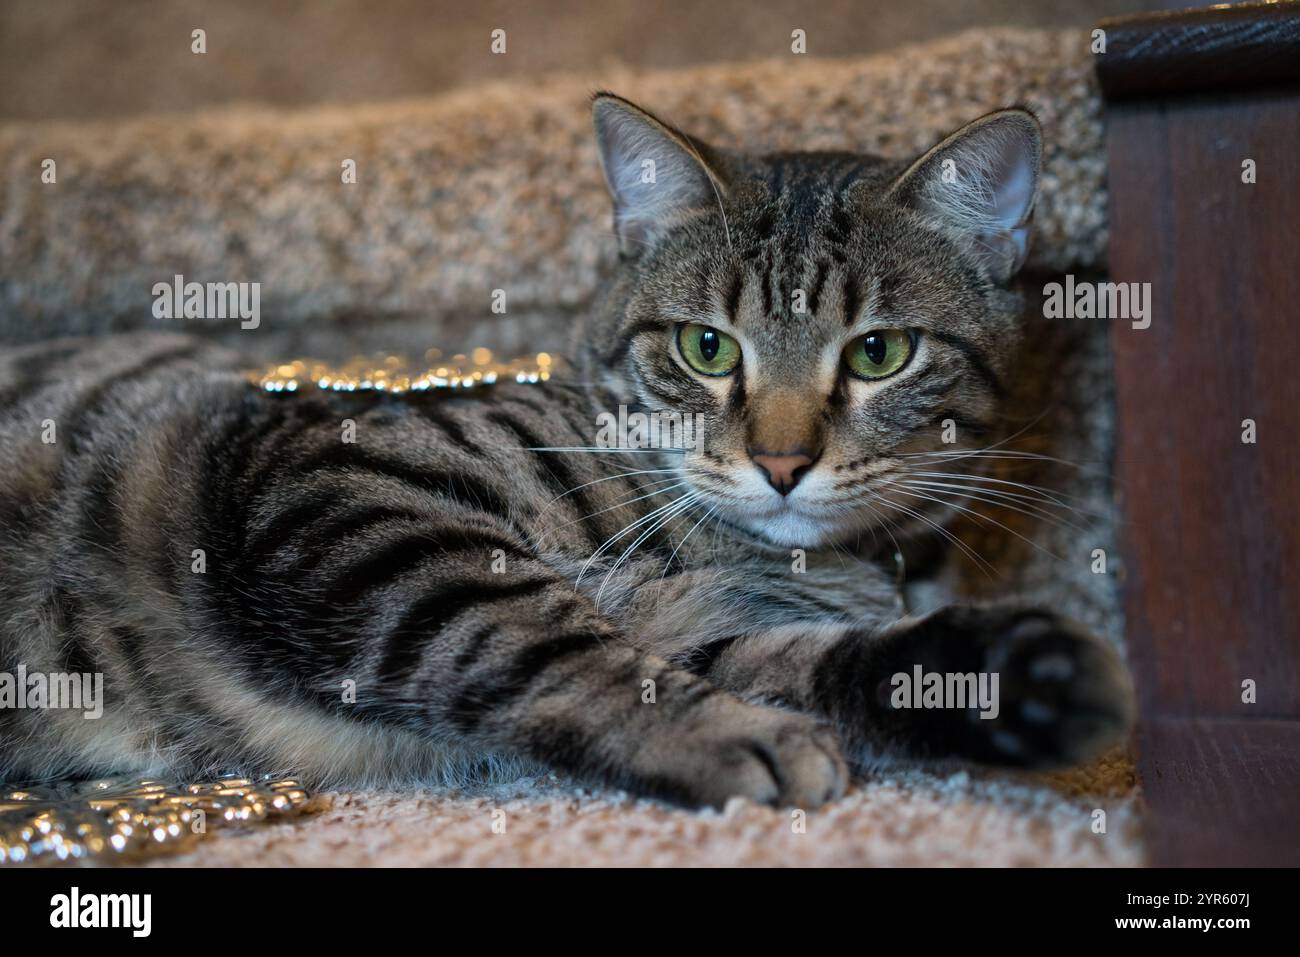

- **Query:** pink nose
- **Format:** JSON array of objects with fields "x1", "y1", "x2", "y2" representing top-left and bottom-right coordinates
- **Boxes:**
[{"x1": 750, "y1": 452, "x2": 816, "y2": 496}]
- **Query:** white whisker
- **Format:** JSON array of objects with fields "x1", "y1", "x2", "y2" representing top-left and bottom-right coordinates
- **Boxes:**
[
  {"x1": 524, "y1": 446, "x2": 688, "y2": 455},
  {"x1": 536, "y1": 477, "x2": 687, "y2": 549},
  {"x1": 897, "y1": 478, "x2": 1092, "y2": 528},
  {"x1": 657, "y1": 501, "x2": 719, "y2": 594},
  {"x1": 576, "y1": 491, "x2": 696, "y2": 590},
  {"x1": 539, "y1": 468, "x2": 678, "y2": 511},
  {"x1": 872, "y1": 494, "x2": 997, "y2": 579},
  {"x1": 879, "y1": 481, "x2": 1064, "y2": 564},
  {"x1": 900, "y1": 470, "x2": 1088, "y2": 509},
  {"x1": 595, "y1": 492, "x2": 701, "y2": 610}
]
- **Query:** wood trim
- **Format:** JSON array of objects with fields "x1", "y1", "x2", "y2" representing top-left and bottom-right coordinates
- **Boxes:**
[
  {"x1": 1096, "y1": 1, "x2": 1300, "y2": 100},
  {"x1": 1138, "y1": 718, "x2": 1300, "y2": 867}
]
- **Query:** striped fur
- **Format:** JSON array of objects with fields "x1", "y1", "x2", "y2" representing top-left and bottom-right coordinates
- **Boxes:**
[{"x1": 0, "y1": 100, "x2": 1132, "y2": 807}]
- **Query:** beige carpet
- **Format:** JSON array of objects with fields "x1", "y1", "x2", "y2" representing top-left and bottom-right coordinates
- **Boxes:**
[
  {"x1": 0, "y1": 0, "x2": 1150, "y2": 122},
  {"x1": 0, "y1": 27, "x2": 1108, "y2": 348},
  {"x1": 143, "y1": 749, "x2": 1139, "y2": 867}
]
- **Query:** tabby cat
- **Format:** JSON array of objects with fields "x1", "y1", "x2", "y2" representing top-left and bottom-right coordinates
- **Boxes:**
[{"x1": 0, "y1": 94, "x2": 1133, "y2": 808}]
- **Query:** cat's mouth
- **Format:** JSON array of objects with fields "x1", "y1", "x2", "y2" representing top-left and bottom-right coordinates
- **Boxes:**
[
  {"x1": 677, "y1": 462, "x2": 872, "y2": 548},
  {"x1": 744, "y1": 509, "x2": 838, "y2": 547},
  {"x1": 726, "y1": 495, "x2": 871, "y2": 549}
]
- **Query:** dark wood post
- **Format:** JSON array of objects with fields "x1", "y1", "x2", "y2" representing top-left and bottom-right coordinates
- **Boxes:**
[{"x1": 1096, "y1": 2, "x2": 1300, "y2": 866}]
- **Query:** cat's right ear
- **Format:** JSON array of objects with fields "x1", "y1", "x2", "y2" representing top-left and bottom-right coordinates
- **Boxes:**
[{"x1": 592, "y1": 93, "x2": 725, "y2": 255}]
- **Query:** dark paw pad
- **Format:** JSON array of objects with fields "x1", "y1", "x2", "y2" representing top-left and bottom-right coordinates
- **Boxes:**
[{"x1": 972, "y1": 611, "x2": 1135, "y2": 768}]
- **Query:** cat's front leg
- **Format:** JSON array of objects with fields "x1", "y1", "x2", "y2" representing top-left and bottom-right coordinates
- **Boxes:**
[
  {"x1": 430, "y1": 623, "x2": 850, "y2": 809},
  {"x1": 684, "y1": 606, "x2": 1135, "y2": 768},
  {"x1": 235, "y1": 553, "x2": 847, "y2": 808}
]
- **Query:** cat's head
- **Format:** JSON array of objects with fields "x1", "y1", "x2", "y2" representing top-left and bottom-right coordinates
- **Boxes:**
[{"x1": 581, "y1": 92, "x2": 1041, "y2": 549}]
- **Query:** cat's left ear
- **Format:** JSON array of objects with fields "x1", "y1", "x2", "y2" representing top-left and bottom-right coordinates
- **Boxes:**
[{"x1": 888, "y1": 109, "x2": 1042, "y2": 283}]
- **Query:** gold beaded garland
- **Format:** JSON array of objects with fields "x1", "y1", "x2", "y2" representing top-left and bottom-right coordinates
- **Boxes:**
[
  {"x1": 0, "y1": 775, "x2": 326, "y2": 865},
  {"x1": 248, "y1": 349, "x2": 553, "y2": 394}
]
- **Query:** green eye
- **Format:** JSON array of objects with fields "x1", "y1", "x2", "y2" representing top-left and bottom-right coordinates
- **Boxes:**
[
  {"x1": 843, "y1": 329, "x2": 914, "y2": 380},
  {"x1": 677, "y1": 324, "x2": 741, "y2": 377}
]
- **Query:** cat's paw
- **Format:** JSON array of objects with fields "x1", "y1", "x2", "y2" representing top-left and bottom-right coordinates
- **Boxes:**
[
  {"x1": 971, "y1": 610, "x2": 1135, "y2": 768},
  {"x1": 651, "y1": 705, "x2": 848, "y2": 810}
]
